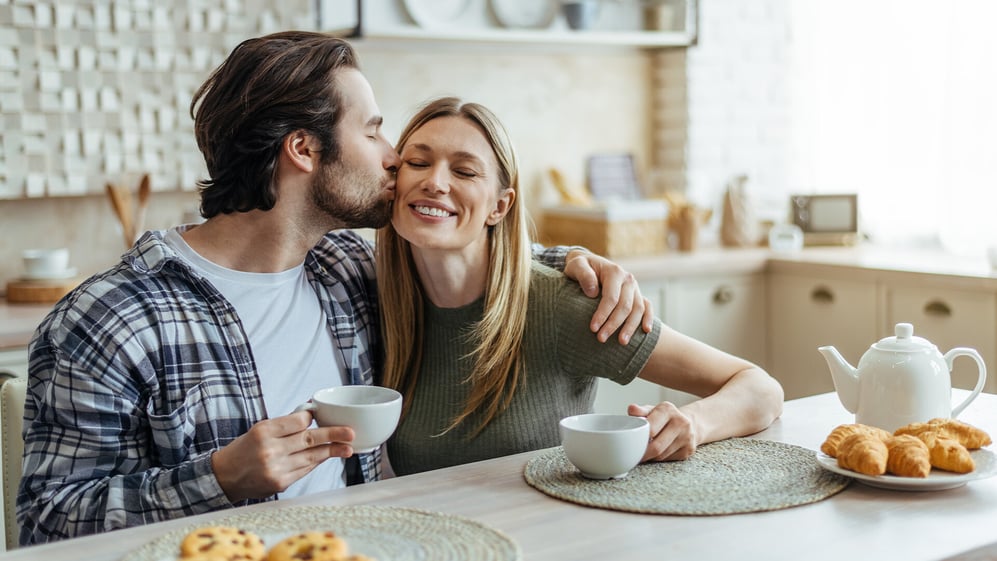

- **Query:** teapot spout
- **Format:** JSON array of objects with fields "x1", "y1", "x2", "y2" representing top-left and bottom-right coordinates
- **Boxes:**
[{"x1": 818, "y1": 346, "x2": 860, "y2": 414}]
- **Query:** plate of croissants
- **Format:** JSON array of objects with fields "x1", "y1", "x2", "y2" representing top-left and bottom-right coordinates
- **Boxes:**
[{"x1": 815, "y1": 418, "x2": 996, "y2": 491}]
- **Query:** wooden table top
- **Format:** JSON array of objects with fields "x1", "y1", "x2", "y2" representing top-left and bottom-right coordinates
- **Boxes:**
[{"x1": 4, "y1": 391, "x2": 997, "y2": 561}]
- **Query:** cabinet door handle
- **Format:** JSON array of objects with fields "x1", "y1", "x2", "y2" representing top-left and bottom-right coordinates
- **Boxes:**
[
  {"x1": 924, "y1": 300, "x2": 952, "y2": 317},
  {"x1": 811, "y1": 286, "x2": 834, "y2": 304},
  {"x1": 713, "y1": 286, "x2": 734, "y2": 305}
]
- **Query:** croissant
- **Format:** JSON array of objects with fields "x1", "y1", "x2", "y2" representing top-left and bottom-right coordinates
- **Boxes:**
[
  {"x1": 837, "y1": 432, "x2": 888, "y2": 476},
  {"x1": 821, "y1": 424, "x2": 891, "y2": 458},
  {"x1": 885, "y1": 435, "x2": 931, "y2": 478},
  {"x1": 918, "y1": 431, "x2": 975, "y2": 474},
  {"x1": 926, "y1": 418, "x2": 992, "y2": 449}
]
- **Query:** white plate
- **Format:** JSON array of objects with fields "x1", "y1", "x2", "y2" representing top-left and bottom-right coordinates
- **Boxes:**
[
  {"x1": 20, "y1": 267, "x2": 78, "y2": 281},
  {"x1": 402, "y1": 0, "x2": 472, "y2": 28},
  {"x1": 490, "y1": 0, "x2": 558, "y2": 29},
  {"x1": 815, "y1": 448, "x2": 997, "y2": 491},
  {"x1": 121, "y1": 505, "x2": 519, "y2": 561}
]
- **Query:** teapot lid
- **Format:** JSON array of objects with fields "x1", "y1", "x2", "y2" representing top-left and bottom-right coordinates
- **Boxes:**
[{"x1": 872, "y1": 323, "x2": 936, "y2": 352}]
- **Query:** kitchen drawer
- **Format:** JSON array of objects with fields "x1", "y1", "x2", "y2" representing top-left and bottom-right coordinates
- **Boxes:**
[
  {"x1": 883, "y1": 284, "x2": 997, "y2": 393},
  {"x1": 767, "y1": 273, "x2": 879, "y2": 399}
]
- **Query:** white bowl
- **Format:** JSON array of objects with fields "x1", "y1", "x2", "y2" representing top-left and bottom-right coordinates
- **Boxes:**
[
  {"x1": 22, "y1": 248, "x2": 70, "y2": 277},
  {"x1": 559, "y1": 414, "x2": 649, "y2": 479}
]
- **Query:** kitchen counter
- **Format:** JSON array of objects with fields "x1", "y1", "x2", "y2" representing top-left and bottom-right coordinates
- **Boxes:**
[
  {"x1": 617, "y1": 244, "x2": 997, "y2": 286},
  {"x1": 0, "y1": 300, "x2": 53, "y2": 350},
  {"x1": 3, "y1": 244, "x2": 997, "y2": 350}
]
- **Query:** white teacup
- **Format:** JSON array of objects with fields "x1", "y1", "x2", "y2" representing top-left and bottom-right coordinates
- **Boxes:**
[
  {"x1": 22, "y1": 248, "x2": 70, "y2": 277},
  {"x1": 559, "y1": 413, "x2": 650, "y2": 480},
  {"x1": 294, "y1": 386, "x2": 402, "y2": 453}
]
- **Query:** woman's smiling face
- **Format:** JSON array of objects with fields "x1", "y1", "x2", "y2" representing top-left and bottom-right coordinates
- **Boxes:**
[{"x1": 392, "y1": 116, "x2": 513, "y2": 254}]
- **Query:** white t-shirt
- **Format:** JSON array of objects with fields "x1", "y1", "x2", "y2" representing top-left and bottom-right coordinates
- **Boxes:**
[{"x1": 165, "y1": 228, "x2": 347, "y2": 498}]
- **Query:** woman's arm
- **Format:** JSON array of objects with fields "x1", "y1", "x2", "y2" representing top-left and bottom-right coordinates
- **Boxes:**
[{"x1": 632, "y1": 325, "x2": 785, "y2": 461}]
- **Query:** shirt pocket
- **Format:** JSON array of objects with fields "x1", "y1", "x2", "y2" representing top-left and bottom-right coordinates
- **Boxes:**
[{"x1": 146, "y1": 381, "x2": 213, "y2": 466}]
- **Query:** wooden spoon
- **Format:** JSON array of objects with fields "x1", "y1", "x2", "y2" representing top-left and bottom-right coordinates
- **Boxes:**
[
  {"x1": 106, "y1": 182, "x2": 134, "y2": 248},
  {"x1": 134, "y1": 174, "x2": 151, "y2": 240}
]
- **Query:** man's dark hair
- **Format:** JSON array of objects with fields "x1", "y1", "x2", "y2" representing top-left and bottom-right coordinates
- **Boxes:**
[{"x1": 190, "y1": 31, "x2": 359, "y2": 218}]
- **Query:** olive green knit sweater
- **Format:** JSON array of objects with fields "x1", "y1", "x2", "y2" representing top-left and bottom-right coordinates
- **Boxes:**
[{"x1": 387, "y1": 262, "x2": 661, "y2": 476}]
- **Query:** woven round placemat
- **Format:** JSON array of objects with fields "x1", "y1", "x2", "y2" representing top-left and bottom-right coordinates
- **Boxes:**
[
  {"x1": 524, "y1": 438, "x2": 851, "y2": 515},
  {"x1": 122, "y1": 504, "x2": 520, "y2": 561}
]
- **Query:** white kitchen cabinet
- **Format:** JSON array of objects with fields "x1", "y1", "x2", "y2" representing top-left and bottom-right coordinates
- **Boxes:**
[
  {"x1": 0, "y1": 348, "x2": 28, "y2": 377},
  {"x1": 767, "y1": 273, "x2": 879, "y2": 400},
  {"x1": 882, "y1": 282, "x2": 997, "y2": 394},
  {"x1": 662, "y1": 273, "x2": 768, "y2": 369}
]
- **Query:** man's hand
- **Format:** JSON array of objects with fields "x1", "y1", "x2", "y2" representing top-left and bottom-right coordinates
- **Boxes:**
[
  {"x1": 211, "y1": 411, "x2": 355, "y2": 502},
  {"x1": 563, "y1": 249, "x2": 654, "y2": 344}
]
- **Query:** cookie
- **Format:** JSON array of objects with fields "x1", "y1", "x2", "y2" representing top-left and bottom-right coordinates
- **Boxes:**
[
  {"x1": 266, "y1": 531, "x2": 349, "y2": 561},
  {"x1": 179, "y1": 526, "x2": 266, "y2": 561}
]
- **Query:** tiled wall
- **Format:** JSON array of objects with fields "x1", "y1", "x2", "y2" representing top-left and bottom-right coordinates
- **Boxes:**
[{"x1": 0, "y1": 0, "x2": 313, "y2": 199}]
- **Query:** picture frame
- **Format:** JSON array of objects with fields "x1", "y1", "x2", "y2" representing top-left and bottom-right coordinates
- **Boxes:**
[{"x1": 586, "y1": 153, "x2": 643, "y2": 201}]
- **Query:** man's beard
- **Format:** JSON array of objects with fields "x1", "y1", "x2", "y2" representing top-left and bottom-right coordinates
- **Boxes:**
[{"x1": 310, "y1": 158, "x2": 393, "y2": 230}]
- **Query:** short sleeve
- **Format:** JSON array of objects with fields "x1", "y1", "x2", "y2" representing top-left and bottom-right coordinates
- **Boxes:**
[{"x1": 550, "y1": 279, "x2": 661, "y2": 386}]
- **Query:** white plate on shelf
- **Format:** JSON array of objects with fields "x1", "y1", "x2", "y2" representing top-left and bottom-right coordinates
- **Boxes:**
[
  {"x1": 490, "y1": 0, "x2": 558, "y2": 29},
  {"x1": 20, "y1": 267, "x2": 78, "y2": 281},
  {"x1": 815, "y1": 448, "x2": 997, "y2": 491},
  {"x1": 402, "y1": 0, "x2": 472, "y2": 28}
]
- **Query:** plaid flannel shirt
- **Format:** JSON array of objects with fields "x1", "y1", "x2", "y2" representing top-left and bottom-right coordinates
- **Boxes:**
[{"x1": 18, "y1": 229, "x2": 571, "y2": 545}]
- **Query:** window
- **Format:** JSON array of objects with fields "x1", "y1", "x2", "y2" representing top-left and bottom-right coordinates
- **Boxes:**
[{"x1": 789, "y1": 1, "x2": 997, "y2": 254}]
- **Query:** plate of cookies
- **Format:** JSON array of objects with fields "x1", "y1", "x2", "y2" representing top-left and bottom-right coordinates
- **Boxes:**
[
  {"x1": 815, "y1": 418, "x2": 997, "y2": 491},
  {"x1": 122, "y1": 504, "x2": 520, "y2": 561}
]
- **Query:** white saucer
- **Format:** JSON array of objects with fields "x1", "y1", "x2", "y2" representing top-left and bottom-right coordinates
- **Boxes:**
[
  {"x1": 815, "y1": 448, "x2": 997, "y2": 491},
  {"x1": 20, "y1": 267, "x2": 78, "y2": 281}
]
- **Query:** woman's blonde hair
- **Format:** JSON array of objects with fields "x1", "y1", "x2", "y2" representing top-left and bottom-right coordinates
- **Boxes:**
[{"x1": 376, "y1": 97, "x2": 532, "y2": 436}]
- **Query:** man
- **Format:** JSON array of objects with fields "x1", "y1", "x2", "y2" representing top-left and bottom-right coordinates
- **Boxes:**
[{"x1": 18, "y1": 31, "x2": 651, "y2": 545}]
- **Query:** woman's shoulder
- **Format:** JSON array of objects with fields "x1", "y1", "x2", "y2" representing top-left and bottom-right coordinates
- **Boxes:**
[
  {"x1": 528, "y1": 260, "x2": 593, "y2": 312},
  {"x1": 530, "y1": 260, "x2": 565, "y2": 283}
]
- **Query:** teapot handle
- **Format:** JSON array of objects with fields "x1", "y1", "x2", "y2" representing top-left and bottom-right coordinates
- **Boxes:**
[{"x1": 945, "y1": 347, "x2": 987, "y2": 418}]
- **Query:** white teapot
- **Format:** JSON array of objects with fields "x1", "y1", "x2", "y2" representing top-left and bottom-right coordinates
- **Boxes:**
[{"x1": 818, "y1": 323, "x2": 987, "y2": 431}]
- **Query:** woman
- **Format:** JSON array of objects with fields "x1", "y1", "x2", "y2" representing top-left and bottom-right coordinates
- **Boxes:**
[{"x1": 376, "y1": 97, "x2": 784, "y2": 476}]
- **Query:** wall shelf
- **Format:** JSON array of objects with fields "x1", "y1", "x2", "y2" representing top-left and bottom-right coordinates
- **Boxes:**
[
  {"x1": 353, "y1": 27, "x2": 694, "y2": 49},
  {"x1": 322, "y1": 0, "x2": 697, "y2": 51}
]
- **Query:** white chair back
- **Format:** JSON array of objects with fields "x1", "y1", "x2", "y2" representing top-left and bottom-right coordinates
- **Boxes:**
[{"x1": 0, "y1": 375, "x2": 26, "y2": 551}]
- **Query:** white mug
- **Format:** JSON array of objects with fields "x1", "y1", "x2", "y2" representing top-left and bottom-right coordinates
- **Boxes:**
[
  {"x1": 22, "y1": 248, "x2": 70, "y2": 277},
  {"x1": 560, "y1": 414, "x2": 650, "y2": 479},
  {"x1": 294, "y1": 386, "x2": 402, "y2": 453}
]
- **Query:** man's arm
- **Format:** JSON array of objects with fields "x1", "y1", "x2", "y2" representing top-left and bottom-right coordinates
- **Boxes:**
[
  {"x1": 18, "y1": 329, "x2": 235, "y2": 544},
  {"x1": 533, "y1": 244, "x2": 654, "y2": 344}
]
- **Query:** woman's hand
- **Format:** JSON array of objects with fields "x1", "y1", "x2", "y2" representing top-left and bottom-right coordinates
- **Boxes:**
[
  {"x1": 629, "y1": 402, "x2": 701, "y2": 462},
  {"x1": 563, "y1": 250, "x2": 654, "y2": 344}
]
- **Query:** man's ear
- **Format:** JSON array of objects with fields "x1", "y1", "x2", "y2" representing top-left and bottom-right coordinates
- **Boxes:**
[
  {"x1": 486, "y1": 188, "x2": 516, "y2": 226},
  {"x1": 282, "y1": 131, "x2": 321, "y2": 173}
]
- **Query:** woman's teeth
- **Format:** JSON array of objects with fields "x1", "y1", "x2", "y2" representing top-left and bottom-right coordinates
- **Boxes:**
[{"x1": 414, "y1": 205, "x2": 451, "y2": 218}]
